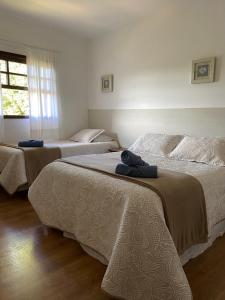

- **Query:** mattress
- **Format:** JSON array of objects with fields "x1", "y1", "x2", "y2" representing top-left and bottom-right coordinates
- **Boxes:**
[
  {"x1": 0, "y1": 140, "x2": 118, "y2": 194},
  {"x1": 28, "y1": 151, "x2": 225, "y2": 300}
]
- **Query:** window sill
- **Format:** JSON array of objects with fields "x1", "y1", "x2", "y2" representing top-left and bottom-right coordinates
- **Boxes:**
[{"x1": 4, "y1": 115, "x2": 29, "y2": 119}]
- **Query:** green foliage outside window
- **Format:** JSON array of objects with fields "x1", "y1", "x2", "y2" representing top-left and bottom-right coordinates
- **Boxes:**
[
  {"x1": 0, "y1": 53, "x2": 29, "y2": 117},
  {"x1": 2, "y1": 89, "x2": 29, "y2": 116}
]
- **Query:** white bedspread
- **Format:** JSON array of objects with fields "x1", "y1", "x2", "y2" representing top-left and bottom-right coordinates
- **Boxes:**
[
  {"x1": 28, "y1": 152, "x2": 225, "y2": 300},
  {"x1": 0, "y1": 140, "x2": 118, "y2": 194}
]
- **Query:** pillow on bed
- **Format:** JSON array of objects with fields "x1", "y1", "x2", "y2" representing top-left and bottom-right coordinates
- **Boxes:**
[
  {"x1": 70, "y1": 129, "x2": 104, "y2": 143},
  {"x1": 169, "y1": 136, "x2": 225, "y2": 166},
  {"x1": 129, "y1": 133, "x2": 183, "y2": 156},
  {"x1": 92, "y1": 134, "x2": 114, "y2": 142}
]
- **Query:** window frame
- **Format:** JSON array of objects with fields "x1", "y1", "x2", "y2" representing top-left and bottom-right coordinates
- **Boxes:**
[{"x1": 0, "y1": 51, "x2": 29, "y2": 119}]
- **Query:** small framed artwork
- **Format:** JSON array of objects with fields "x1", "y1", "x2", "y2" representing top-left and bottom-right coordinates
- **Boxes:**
[
  {"x1": 101, "y1": 74, "x2": 113, "y2": 92},
  {"x1": 191, "y1": 57, "x2": 216, "y2": 84}
]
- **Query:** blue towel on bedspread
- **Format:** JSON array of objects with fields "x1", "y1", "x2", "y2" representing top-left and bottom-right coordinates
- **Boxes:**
[
  {"x1": 121, "y1": 150, "x2": 149, "y2": 166},
  {"x1": 18, "y1": 140, "x2": 44, "y2": 147},
  {"x1": 115, "y1": 163, "x2": 158, "y2": 178},
  {"x1": 116, "y1": 150, "x2": 158, "y2": 178}
]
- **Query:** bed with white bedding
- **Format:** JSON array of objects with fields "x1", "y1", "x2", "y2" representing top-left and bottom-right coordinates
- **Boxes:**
[
  {"x1": 28, "y1": 133, "x2": 225, "y2": 300},
  {"x1": 0, "y1": 139, "x2": 118, "y2": 194}
]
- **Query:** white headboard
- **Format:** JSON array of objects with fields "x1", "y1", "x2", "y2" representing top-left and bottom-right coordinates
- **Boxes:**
[{"x1": 89, "y1": 108, "x2": 225, "y2": 147}]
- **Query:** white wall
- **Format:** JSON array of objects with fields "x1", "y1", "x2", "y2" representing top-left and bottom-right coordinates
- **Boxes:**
[
  {"x1": 3, "y1": 1, "x2": 225, "y2": 143},
  {"x1": 0, "y1": 12, "x2": 89, "y2": 143},
  {"x1": 88, "y1": 1, "x2": 225, "y2": 110}
]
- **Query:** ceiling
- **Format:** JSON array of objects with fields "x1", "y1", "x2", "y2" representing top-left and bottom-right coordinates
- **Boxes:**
[{"x1": 0, "y1": 0, "x2": 159, "y2": 37}]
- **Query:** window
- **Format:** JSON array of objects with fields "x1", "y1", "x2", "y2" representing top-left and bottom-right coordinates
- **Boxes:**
[{"x1": 0, "y1": 51, "x2": 29, "y2": 118}]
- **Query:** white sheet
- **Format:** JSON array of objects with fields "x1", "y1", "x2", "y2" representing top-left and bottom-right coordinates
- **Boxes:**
[{"x1": 0, "y1": 140, "x2": 118, "y2": 194}]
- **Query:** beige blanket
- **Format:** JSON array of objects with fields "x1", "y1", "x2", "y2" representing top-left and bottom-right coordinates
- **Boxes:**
[
  {"x1": 28, "y1": 152, "x2": 225, "y2": 300},
  {"x1": 22, "y1": 147, "x2": 61, "y2": 185},
  {"x1": 60, "y1": 154, "x2": 208, "y2": 255},
  {"x1": 29, "y1": 153, "x2": 196, "y2": 300},
  {"x1": 0, "y1": 144, "x2": 61, "y2": 186}
]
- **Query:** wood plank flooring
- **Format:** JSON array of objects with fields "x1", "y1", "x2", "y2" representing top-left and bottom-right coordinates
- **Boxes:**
[{"x1": 0, "y1": 187, "x2": 225, "y2": 300}]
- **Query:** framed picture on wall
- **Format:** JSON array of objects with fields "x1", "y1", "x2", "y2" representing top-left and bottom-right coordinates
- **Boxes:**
[
  {"x1": 191, "y1": 57, "x2": 216, "y2": 83},
  {"x1": 101, "y1": 74, "x2": 113, "y2": 92}
]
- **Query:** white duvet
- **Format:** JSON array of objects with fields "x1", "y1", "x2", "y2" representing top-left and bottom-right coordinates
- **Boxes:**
[
  {"x1": 0, "y1": 140, "x2": 118, "y2": 194},
  {"x1": 28, "y1": 152, "x2": 225, "y2": 300}
]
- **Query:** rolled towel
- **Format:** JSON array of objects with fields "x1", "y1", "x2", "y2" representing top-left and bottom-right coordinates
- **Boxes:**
[
  {"x1": 115, "y1": 163, "x2": 158, "y2": 178},
  {"x1": 18, "y1": 140, "x2": 44, "y2": 147},
  {"x1": 121, "y1": 150, "x2": 149, "y2": 166}
]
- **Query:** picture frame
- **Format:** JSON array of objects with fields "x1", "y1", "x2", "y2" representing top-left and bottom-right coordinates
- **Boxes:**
[
  {"x1": 101, "y1": 74, "x2": 113, "y2": 92},
  {"x1": 191, "y1": 57, "x2": 216, "y2": 84}
]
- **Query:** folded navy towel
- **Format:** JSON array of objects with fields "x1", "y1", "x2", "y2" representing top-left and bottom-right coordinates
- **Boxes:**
[
  {"x1": 18, "y1": 140, "x2": 44, "y2": 147},
  {"x1": 115, "y1": 163, "x2": 158, "y2": 178},
  {"x1": 121, "y1": 150, "x2": 149, "y2": 166}
]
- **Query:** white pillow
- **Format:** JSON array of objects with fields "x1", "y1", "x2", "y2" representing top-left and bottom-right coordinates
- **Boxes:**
[
  {"x1": 92, "y1": 134, "x2": 114, "y2": 142},
  {"x1": 169, "y1": 136, "x2": 225, "y2": 166},
  {"x1": 70, "y1": 129, "x2": 104, "y2": 143},
  {"x1": 129, "y1": 133, "x2": 183, "y2": 156}
]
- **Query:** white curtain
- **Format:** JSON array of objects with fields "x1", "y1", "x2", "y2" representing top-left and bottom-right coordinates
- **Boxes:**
[
  {"x1": 27, "y1": 48, "x2": 60, "y2": 140},
  {"x1": 0, "y1": 76, "x2": 5, "y2": 143}
]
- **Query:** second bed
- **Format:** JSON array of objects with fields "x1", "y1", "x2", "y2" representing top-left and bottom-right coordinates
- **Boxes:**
[{"x1": 0, "y1": 139, "x2": 118, "y2": 194}]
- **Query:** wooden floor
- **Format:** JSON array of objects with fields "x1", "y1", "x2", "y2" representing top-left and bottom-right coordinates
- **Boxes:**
[{"x1": 0, "y1": 188, "x2": 225, "y2": 300}]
